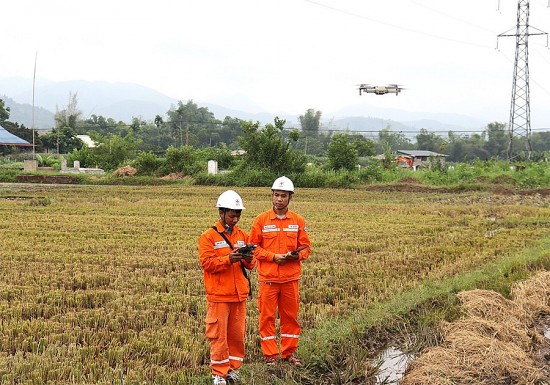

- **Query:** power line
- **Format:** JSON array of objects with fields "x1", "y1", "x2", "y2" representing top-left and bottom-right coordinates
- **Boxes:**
[
  {"x1": 410, "y1": 0, "x2": 496, "y2": 35},
  {"x1": 304, "y1": 0, "x2": 494, "y2": 49},
  {"x1": 287, "y1": 126, "x2": 550, "y2": 135},
  {"x1": 73, "y1": 120, "x2": 550, "y2": 135},
  {"x1": 497, "y1": 48, "x2": 550, "y2": 96}
]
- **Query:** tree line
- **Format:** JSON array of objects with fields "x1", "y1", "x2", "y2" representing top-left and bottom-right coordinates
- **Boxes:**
[{"x1": 1, "y1": 96, "x2": 549, "y2": 176}]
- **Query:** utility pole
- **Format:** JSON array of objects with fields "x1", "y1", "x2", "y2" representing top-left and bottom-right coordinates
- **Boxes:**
[
  {"x1": 186, "y1": 123, "x2": 189, "y2": 146},
  {"x1": 32, "y1": 52, "x2": 37, "y2": 160},
  {"x1": 497, "y1": 0, "x2": 548, "y2": 161},
  {"x1": 179, "y1": 121, "x2": 183, "y2": 147}
]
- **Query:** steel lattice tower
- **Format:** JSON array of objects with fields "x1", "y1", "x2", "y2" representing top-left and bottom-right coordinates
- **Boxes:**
[{"x1": 498, "y1": 0, "x2": 547, "y2": 161}]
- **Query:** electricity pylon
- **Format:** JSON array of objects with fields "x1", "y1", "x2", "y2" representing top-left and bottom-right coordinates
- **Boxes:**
[{"x1": 497, "y1": 0, "x2": 548, "y2": 161}]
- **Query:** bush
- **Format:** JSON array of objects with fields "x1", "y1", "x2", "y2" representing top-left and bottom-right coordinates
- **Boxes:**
[
  {"x1": 514, "y1": 162, "x2": 550, "y2": 188},
  {"x1": 325, "y1": 170, "x2": 360, "y2": 188},
  {"x1": 418, "y1": 163, "x2": 477, "y2": 186},
  {"x1": 160, "y1": 146, "x2": 205, "y2": 176},
  {"x1": 230, "y1": 168, "x2": 276, "y2": 187},
  {"x1": 292, "y1": 169, "x2": 329, "y2": 188},
  {"x1": 238, "y1": 118, "x2": 307, "y2": 175},
  {"x1": 193, "y1": 172, "x2": 221, "y2": 186},
  {"x1": 36, "y1": 154, "x2": 63, "y2": 169},
  {"x1": 0, "y1": 169, "x2": 20, "y2": 182},
  {"x1": 0, "y1": 157, "x2": 23, "y2": 168},
  {"x1": 193, "y1": 172, "x2": 234, "y2": 186},
  {"x1": 131, "y1": 151, "x2": 164, "y2": 176},
  {"x1": 196, "y1": 146, "x2": 235, "y2": 170},
  {"x1": 195, "y1": 167, "x2": 283, "y2": 188},
  {"x1": 326, "y1": 133, "x2": 358, "y2": 171},
  {"x1": 67, "y1": 147, "x2": 102, "y2": 169},
  {"x1": 291, "y1": 169, "x2": 361, "y2": 189}
]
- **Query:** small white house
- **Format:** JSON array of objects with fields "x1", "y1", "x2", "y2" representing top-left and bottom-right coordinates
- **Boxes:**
[{"x1": 76, "y1": 135, "x2": 96, "y2": 148}]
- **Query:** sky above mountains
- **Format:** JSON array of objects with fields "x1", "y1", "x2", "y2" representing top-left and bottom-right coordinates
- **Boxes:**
[{"x1": 3, "y1": 0, "x2": 550, "y2": 129}]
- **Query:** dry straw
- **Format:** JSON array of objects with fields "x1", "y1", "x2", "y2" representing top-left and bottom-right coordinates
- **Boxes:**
[
  {"x1": 401, "y1": 271, "x2": 550, "y2": 385},
  {"x1": 512, "y1": 271, "x2": 550, "y2": 316}
]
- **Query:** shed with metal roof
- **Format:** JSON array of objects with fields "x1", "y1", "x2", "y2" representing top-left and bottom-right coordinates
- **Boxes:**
[
  {"x1": 0, "y1": 124, "x2": 32, "y2": 146},
  {"x1": 396, "y1": 150, "x2": 447, "y2": 170}
]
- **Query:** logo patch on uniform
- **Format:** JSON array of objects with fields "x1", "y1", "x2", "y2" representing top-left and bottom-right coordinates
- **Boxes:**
[
  {"x1": 262, "y1": 224, "x2": 279, "y2": 233},
  {"x1": 214, "y1": 240, "x2": 228, "y2": 249},
  {"x1": 283, "y1": 224, "x2": 299, "y2": 232},
  {"x1": 236, "y1": 240, "x2": 246, "y2": 247}
]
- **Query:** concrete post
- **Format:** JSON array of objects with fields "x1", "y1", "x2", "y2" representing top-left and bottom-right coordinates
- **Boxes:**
[
  {"x1": 207, "y1": 160, "x2": 218, "y2": 175},
  {"x1": 24, "y1": 159, "x2": 38, "y2": 171}
]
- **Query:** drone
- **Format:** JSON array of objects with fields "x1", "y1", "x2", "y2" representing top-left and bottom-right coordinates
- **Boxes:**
[{"x1": 358, "y1": 84, "x2": 404, "y2": 96}]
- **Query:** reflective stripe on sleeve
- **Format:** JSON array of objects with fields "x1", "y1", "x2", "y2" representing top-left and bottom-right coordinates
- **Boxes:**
[
  {"x1": 261, "y1": 335, "x2": 277, "y2": 341},
  {"x1": 229, "y1": 355, "x2": 244, "y2": 362}
]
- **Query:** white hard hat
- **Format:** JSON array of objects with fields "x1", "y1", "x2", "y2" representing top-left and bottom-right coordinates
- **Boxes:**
[
  {"x1": 216, "y1": 190, "x2": 245, "y2": 210},
  {"x1": 271, "y1": 176, "x2": 294, "y2": 192}
]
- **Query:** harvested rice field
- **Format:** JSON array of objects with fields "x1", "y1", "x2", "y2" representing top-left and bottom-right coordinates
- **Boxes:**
[{"x1": 0, "y1": 183, "x2": 549, "y2": 384}]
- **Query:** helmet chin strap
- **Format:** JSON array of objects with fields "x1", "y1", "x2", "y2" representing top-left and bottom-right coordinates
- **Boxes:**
[{"x1": 219, "y1": 211, "x2": 231, "y2": 231}]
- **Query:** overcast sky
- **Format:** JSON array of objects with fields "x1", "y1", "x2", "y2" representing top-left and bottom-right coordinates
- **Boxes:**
[{"x1": 3, "y1": 0, "x2": 550, "y2": 128}]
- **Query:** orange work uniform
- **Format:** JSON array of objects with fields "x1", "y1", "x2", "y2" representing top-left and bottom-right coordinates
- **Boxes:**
[
  {"x1": 248, "y1": 208, "x2": 311, "y2": 360},
  {"x1": 198, "y1": 222, "x2": 255, "y2": 378}
]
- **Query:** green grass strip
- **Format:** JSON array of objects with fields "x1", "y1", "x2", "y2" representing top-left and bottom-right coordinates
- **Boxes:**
[{"x1": 297, "y1": 235, "x2": 550, "y2": 380}]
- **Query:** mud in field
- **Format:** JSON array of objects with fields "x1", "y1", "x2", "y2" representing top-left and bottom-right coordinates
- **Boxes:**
[{"x1": 398, "y1": 271, "x2": 550, "y2": 385}]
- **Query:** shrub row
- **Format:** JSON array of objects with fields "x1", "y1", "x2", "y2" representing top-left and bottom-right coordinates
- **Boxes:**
[{"x1": 1, "y1": 159, "x2": 550, "y2": 190}]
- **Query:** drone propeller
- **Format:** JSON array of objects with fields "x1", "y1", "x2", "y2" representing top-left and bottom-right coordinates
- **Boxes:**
[{"x1": 357, "y1": 84, "x2": 373, "y2": 95}]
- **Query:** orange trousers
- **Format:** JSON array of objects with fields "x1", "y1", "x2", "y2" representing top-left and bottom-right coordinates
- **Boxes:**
[
  {"x1": 258, "y1": 280, "x2": 300, "y2": 359},
  {"x1": 205, "y1": 301, "x2": 246, "y2": 378}
]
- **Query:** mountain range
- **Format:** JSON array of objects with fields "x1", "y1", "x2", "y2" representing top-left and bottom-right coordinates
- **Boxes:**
[{"x1": 1, "y1": 77, "x2": 489, "y2": 134}]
